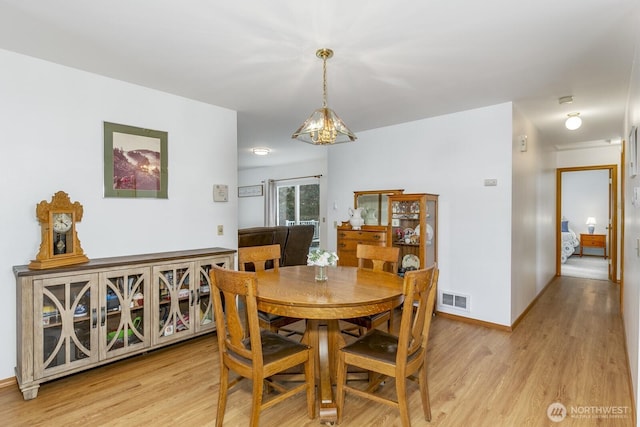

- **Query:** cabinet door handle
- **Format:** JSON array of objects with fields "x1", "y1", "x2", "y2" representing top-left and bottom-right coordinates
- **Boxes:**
[
  {"x1": 91, "y1": 308, "x2": 97, "y2": 329},
  {"x1": 100, "y1": 306, "x2": 106, "y2": 326},
  {"x1": 196, "y1": 289, "x2": 201, "y2": 304},
  {"x1": 190, "y1": 290, "x2": 195, "y2": 306}
]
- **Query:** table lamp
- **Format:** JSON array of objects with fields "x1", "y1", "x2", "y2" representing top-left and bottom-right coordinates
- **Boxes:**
[{"x1": 586, "y1": 217, "x2": 596, "y2": 234}]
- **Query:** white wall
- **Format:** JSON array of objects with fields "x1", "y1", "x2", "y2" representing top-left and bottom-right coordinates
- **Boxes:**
[
  {"x1": 327, "y1": 103, "x2": 514, "y2": 326},
  {"x1": 0, "y1": 49, "x2": 238, "y2": 379},
  {"x1": 535, "y1": 144, "x2": 558, "y2": 298},
  {"x1": 623, "y1": 33, "x2": 640, "y2": 415},
  {"x1": 511, "y1": 106, "x2": 556, "y2": 323},
  {"x1": 557, "y1": 146, "x2": 622, "y2": 168}
]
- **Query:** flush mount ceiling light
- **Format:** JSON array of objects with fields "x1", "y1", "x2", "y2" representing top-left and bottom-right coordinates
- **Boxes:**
[
  {"x1": 252, "y1": 147, "x2": 271, "y2": 156},
  {"x1": 292, "y1": 48, "x2": 357, "y2": 145},
  {"x1": 565, "y1": 112, "x2": 582, "y2": 130}
]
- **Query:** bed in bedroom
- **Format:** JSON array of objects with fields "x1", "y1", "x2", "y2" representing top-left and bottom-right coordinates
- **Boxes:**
[{"x1": 561, "y1": 219, "x2": 580, "y2": 263}]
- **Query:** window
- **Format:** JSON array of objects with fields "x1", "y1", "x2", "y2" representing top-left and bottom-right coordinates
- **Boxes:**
[{"x1": 276, "y1": 179, "x2": 320, "y2": 248}]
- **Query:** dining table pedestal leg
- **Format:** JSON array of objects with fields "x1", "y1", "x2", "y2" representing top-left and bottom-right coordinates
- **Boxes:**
[{"x1": 307, "y1": 319, "x2": 343, "y2": 423}]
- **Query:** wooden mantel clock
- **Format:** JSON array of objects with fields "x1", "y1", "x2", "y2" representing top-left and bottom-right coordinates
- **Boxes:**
[{"x1": 28, "y1": 191, "x2": 89, "y2": 270}]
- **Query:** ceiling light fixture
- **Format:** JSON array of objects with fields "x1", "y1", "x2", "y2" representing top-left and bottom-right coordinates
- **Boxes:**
[
  {"x1": 292, "y1": 48, "x2": 357, "y2": 145},
  {"x1": 252, "y1": 147, "x2": 271, "y2": 156},
  {"x1": 565, "y1": 112, "x2": 582, "y2": 130}
]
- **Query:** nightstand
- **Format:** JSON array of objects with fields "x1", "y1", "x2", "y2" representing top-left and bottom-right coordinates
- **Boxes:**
[{"x1": 580, "y1": 233, "x2": 606, "y2": 258}]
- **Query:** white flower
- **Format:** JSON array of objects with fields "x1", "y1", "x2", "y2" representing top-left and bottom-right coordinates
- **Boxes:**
[{"x1": 307, "y1": 249, "x2": 339, "y2": 267}]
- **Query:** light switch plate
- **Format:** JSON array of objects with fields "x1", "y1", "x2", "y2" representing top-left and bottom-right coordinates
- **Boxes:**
[{"x1": 519, "y1": 135, "x2": 528, "y2": 152}]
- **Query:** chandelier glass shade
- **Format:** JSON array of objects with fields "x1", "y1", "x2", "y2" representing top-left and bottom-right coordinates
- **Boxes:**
[{"x1": 292, "y1": 48, "x2": 357, "y2": 145}]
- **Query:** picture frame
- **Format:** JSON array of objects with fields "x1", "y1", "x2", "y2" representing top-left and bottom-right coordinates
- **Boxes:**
[
  {"x1": 238, "y1": 184, "x2": 263, "y2": 197},
  {"x1": 104, "y1": 122, "x2": 168, "y2": 198},
  {"x1": 630, "y1": 126, "x2": 637, "y2": 178}
]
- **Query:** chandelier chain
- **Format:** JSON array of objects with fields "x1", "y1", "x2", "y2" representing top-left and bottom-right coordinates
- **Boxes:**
[{"x1": 322, "y1": 55, "x2": 328, "y2": 108}]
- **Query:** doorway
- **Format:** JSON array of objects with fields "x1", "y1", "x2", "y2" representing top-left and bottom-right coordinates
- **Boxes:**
[{"x1": 556, "y1": 165, "x2": 618, "y2": 281}]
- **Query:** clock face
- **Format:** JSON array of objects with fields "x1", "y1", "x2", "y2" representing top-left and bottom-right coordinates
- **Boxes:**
[{"x1": 52, "y1": 213, "x2": 73, "y2": 233}]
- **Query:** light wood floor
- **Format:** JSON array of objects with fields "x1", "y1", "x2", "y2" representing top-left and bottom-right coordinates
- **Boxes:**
[{"x1": 0, "y1": 276, "x2": 634, "y2": 426}]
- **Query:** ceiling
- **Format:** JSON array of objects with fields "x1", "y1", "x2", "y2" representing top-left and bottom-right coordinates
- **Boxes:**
[{"x1": 1, "y1": 1, "x2": 638, "y2": 169}]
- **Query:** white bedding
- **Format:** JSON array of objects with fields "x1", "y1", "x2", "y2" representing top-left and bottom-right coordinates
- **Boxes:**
[{"x1": 561, "y1": 229, "x2": 579, "y2": 263}]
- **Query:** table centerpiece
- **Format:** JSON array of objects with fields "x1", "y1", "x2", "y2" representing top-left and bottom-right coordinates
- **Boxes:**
[{"x1": 307, "y1": 249, "x2": 339, "y2": 281}]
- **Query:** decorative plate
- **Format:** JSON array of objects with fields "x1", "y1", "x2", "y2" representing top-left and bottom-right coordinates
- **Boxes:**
[
  {"x1": 403, "y1": 227, "x2": 415, "y2": 236},
  {"x1": 402, "y1": 254, "x2": 420, "y2": 269},
  {"x1": 426, "y1": 224, "x2": 434, "y2": 241}
]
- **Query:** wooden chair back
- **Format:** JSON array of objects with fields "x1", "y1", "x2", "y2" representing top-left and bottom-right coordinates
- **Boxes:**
[
  {"x1": 210, "y1": 265, "x2": 315, "y2": 425},
  {"x1": 397, "y1": 266, "x2": 438, "y2": 364},
  {"x1": 357, "y1": 244, "x2": 399, "y2": 273},
  {"x1": 237, "y1": 244, "x2": 303, "y2": 335},
  {"x1": 238, "y1": 244, "x2": 281, "y2": 272},
  {"x1": 336, "y1": 264, "x2": 439, "y2": 426},
  {"x1": 211, "y1": 266, "x2": 258, "y2": 361}
]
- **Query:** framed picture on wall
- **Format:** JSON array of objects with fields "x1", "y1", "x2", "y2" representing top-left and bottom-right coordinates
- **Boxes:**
[
  {"x1": 630, "y1": 126, "x2": 638, "y2": 178},
  {"x1": 238, "y1": 184, "x2": 263, "y2": 197},
  {"x1": 103, "y1": 122, "x2": 168, "y2": 198}
]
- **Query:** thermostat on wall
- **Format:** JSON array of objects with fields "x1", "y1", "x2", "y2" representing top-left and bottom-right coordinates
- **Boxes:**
[{"x1": 213, "y1": 184, "x2": 229, "y2": 202}]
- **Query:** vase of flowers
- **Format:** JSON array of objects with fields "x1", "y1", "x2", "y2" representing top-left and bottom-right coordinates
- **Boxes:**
[{"x1": 307, "y1": 249, "x2": 339, "y2": 281}]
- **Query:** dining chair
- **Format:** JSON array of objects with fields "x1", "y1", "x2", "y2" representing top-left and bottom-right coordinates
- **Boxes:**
[
  {"x1": 336, "y1": 264, "x2": 439, "y2": 427},
  {"x1": 238, "y1": 244, "x2": 303, "y2": 336},
  {"x1": 342, "y1": 244, "x2": 400, "y2": 336},
  {"x1": 210, "y1": 265, "x2": 315, "y2": 427}
]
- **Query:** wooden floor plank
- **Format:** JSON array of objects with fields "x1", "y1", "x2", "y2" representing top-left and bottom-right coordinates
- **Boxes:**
[{"x1": 0, "y1": 276, "x2": 633, "y2": 426}]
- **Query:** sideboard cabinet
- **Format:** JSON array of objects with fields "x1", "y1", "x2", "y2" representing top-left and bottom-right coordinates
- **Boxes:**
[
  {"x1": 336, "y1": 225, "x2": 388, "y2": 268},
  {"x1": 14, "y1": 247, "x2": 234, "y2": 400}
]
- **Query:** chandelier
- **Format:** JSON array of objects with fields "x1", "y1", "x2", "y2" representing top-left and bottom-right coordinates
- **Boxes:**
[{"x1": 292, "y1": 48, "x2": 357, "y2": 145}]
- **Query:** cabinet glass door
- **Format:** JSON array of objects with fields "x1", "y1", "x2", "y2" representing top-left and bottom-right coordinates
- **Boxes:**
[
  {"x1": 101, "y1": 269, "x2": 149, "y2": 359},
  {"x1": 195, "y1": 257, "x2": 232, "y2": 332},
  {"x1": 196, "y1": 262, "x2": 215, "y2": 332},
  {"x1": 154, "y1": 263, "x2": 194, "y2": 344},
  {"x1": 425, "y1": 196, "x2": 438, "y2": 267},
  {"x1": 354, "y1": 189, "x2": 404, "y2": 226},
  {"x1": 35, "y1": 274, "x2": 98, "y2": 379},
  {"x1": 389, "y1": 193, "x2": 440, "y2": 272}
]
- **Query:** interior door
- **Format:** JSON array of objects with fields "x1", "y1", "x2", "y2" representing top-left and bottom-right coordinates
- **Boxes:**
[{"x1": 556, "y1": 165, "x2": 618, "y2": 282}]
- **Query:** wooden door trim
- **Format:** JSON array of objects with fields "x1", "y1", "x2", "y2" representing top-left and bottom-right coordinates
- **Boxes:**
[{"x1": 555, "y1": 164, "x2": 618, "y2": 283}]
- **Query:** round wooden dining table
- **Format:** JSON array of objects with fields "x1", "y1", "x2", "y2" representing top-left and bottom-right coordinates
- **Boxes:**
[{"x1": 255, "y1": 265, "x2": 404, "y2": 423}]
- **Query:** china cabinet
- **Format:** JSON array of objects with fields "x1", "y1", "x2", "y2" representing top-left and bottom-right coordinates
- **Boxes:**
[
  {"x1": 387, "y1": 193, "x2": 438, "y2": 270},
  {"x1": 15, "y1": 247, "x2": 234, "y2": 400},
  {"x1": 337, "y1": 190, "x2": 403, "y2": 268},
  {"x1": 354, "y1": 189, "x2": 403, "y2": 227}
]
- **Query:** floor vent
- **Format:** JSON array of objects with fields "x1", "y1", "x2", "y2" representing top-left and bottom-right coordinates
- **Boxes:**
[{"x1": 441, "y1": 291, "x2": 470, "y2": 311}]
